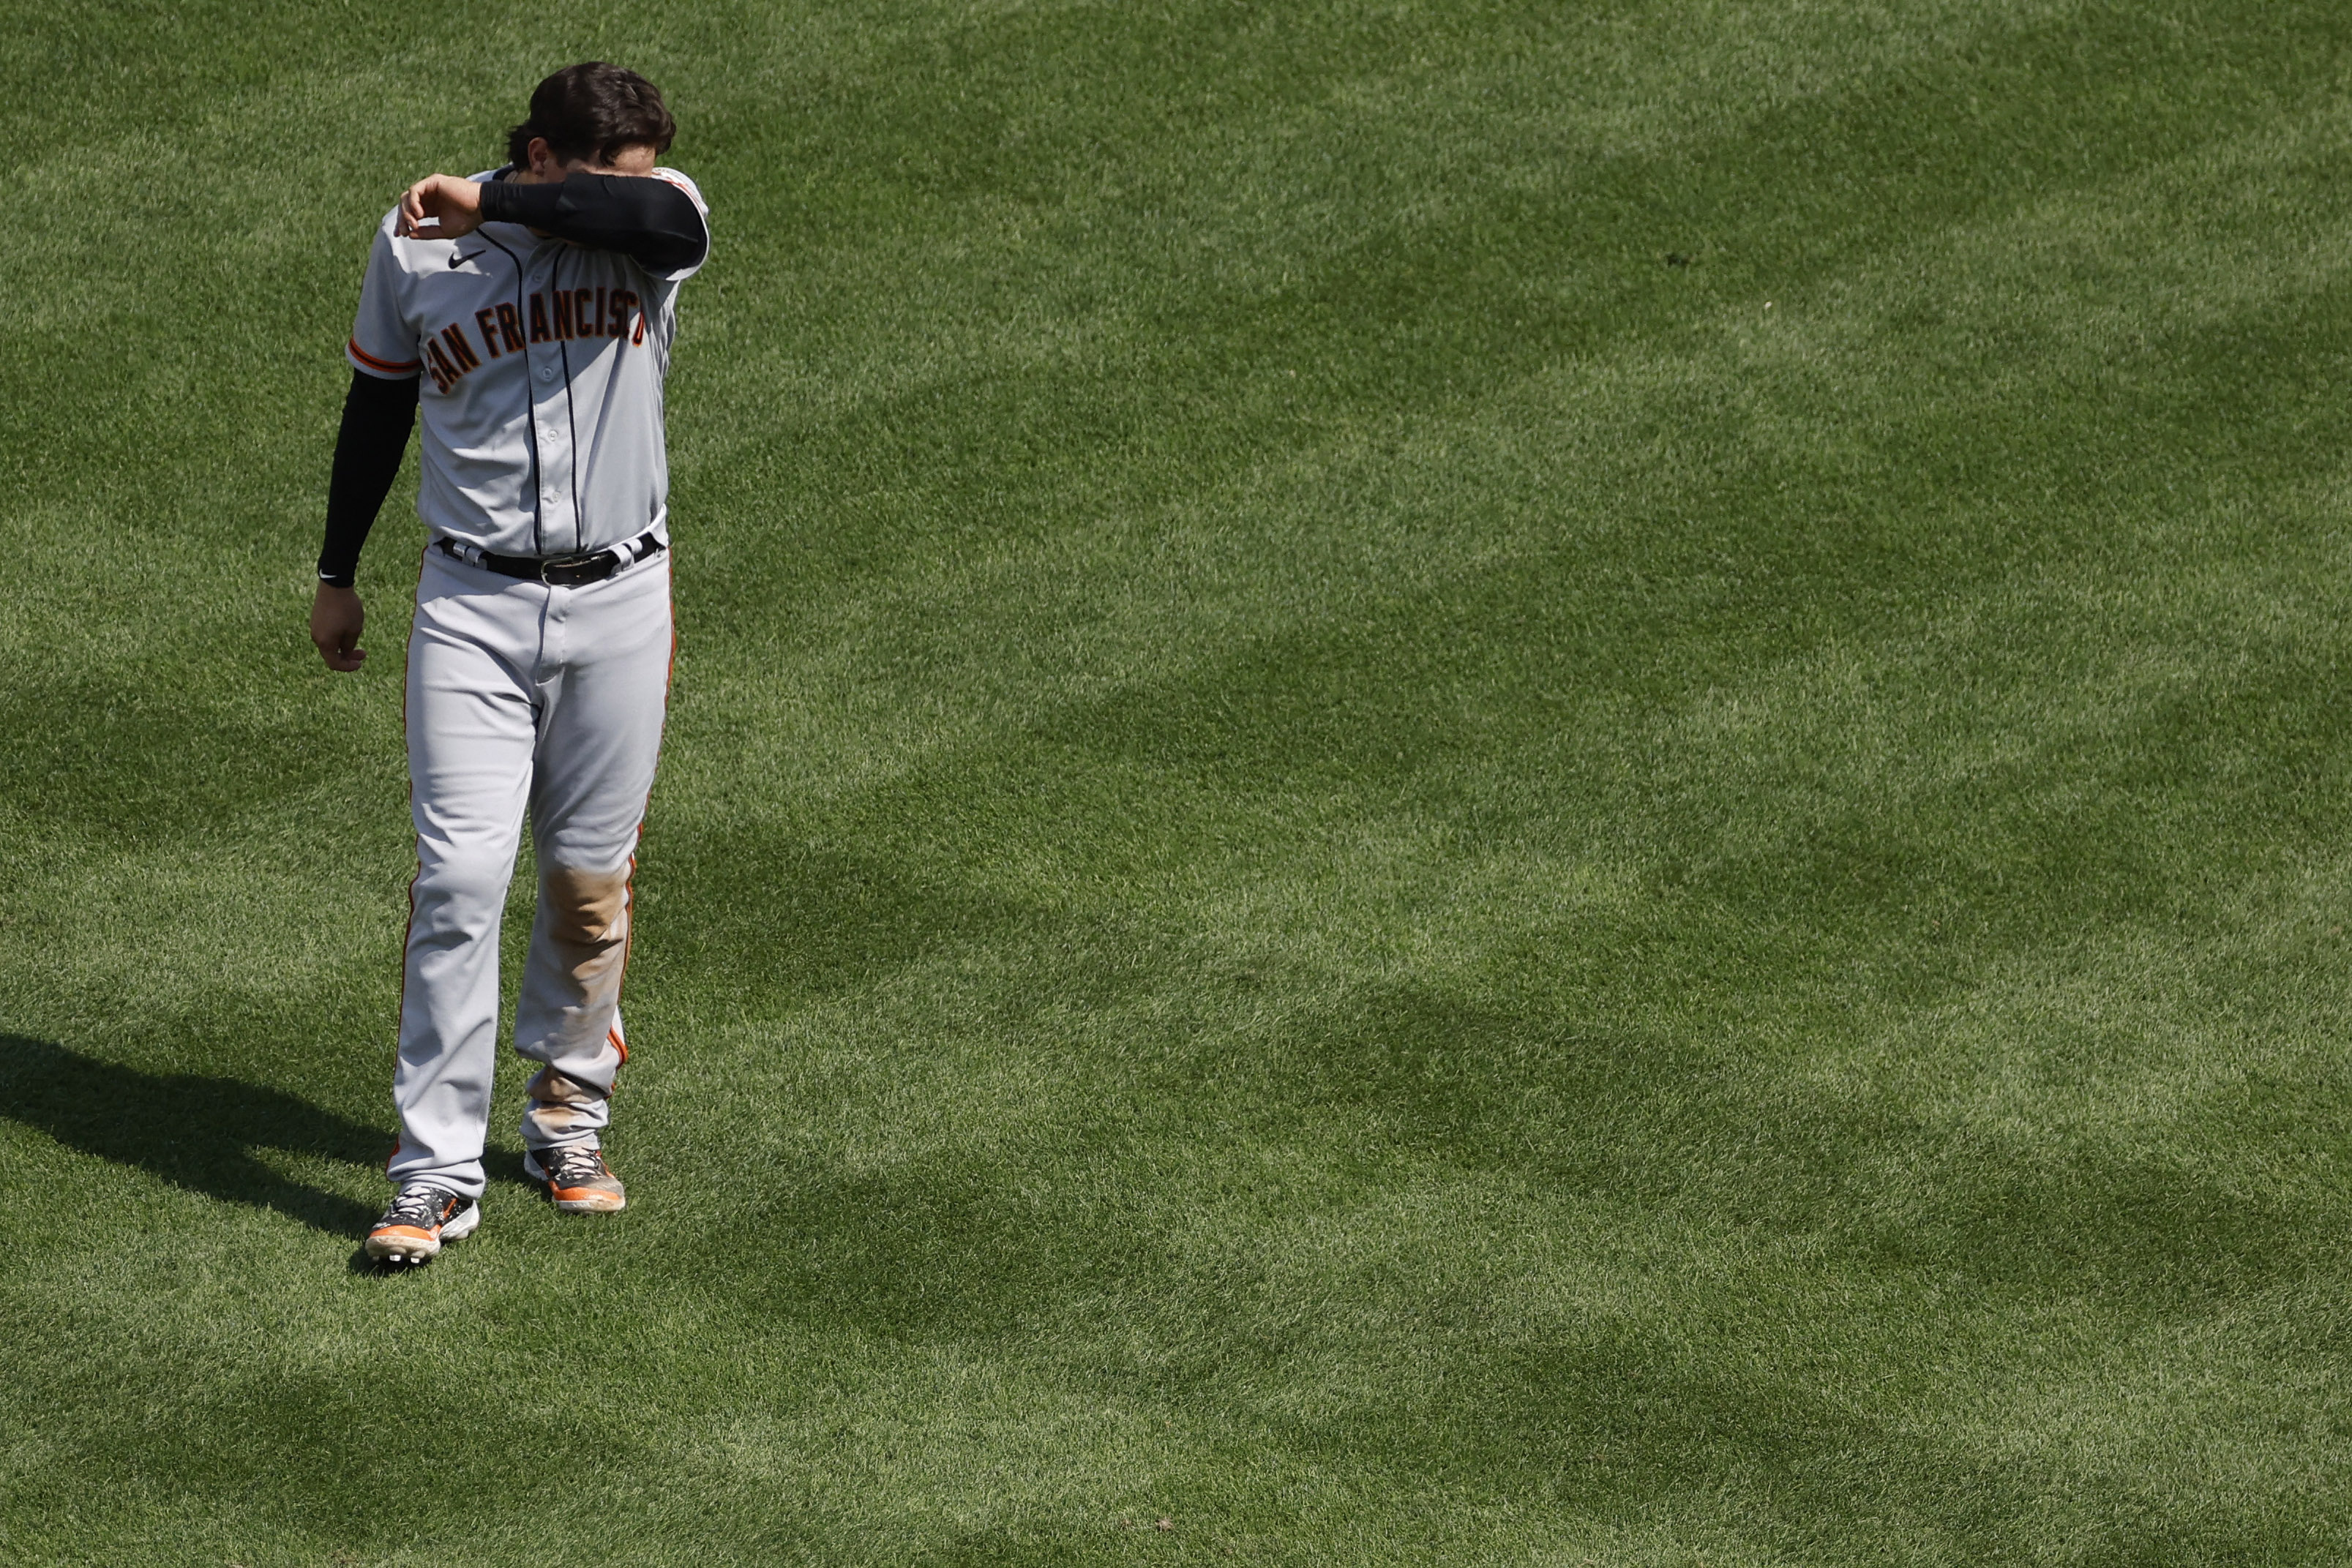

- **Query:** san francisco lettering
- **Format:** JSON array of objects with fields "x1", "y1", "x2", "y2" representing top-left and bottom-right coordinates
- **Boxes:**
[{"x1": 424, "y1": 288, "x2": 647, "y2": 392}]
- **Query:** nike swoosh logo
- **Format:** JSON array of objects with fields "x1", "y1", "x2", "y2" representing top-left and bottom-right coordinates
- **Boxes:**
[{"x1": 450, "y1": 250, "x2": 482, "y2": 269}]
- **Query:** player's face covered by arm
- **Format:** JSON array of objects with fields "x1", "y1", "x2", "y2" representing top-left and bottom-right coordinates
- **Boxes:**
[
  {"x1": 337, "y1": 158, "x2": 709, "y2": 560},
  {"x1": 477, "y1": 165, "x2": 710, "y2": 277}
]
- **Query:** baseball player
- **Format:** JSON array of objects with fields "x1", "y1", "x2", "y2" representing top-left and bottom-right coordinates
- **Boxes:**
[{"x1": 308, "y1": 63, "x2": 711, "y2": 1264}]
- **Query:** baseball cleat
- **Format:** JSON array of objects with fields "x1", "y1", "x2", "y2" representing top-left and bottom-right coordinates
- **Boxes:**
[
  {"x1": 525, "y1": 1144, "x2": 627, "y2": 1214},
  {"x1": 364, "y1": 1185, "x2": 480, "y2": 1264}
]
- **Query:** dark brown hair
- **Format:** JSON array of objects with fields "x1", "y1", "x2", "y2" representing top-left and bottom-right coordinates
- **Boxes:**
[{"x1": 506, "y1": 63, "x2": 676, "y2": 168}]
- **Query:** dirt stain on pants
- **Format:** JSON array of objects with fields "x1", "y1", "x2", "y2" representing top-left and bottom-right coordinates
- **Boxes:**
[
  {"x1": 524, "y1": 1065, "x2": 610, "y2": 1141},
  {"x1": 519, "y1": 863, "x2": 632, "y2": 1146}
]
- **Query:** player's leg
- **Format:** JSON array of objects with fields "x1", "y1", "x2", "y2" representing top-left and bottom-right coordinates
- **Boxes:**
[
  {"x1": 512, "y1": 552, "x2": 673, "y2": 1211},
  {"x1": 384, "y1": 554, "x2": 542, "y2": 1214}
]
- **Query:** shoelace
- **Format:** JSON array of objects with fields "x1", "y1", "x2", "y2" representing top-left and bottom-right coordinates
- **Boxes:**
[
  {"x1": 383, "y1": 1186, "x2": 450, "y2": 1227},
  {"x1": 544, "y1": 1147, "x2": 604, "y2": 1184}
]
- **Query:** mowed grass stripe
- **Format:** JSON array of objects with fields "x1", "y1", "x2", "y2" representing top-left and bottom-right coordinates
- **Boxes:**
[
  {"x1": 18, "y1": 83, "x2": 2352, "y2": 1105},
  {"x1": 663, "y1": 90, "x2": 2352, "y2": 949},
  {"x1": 672, "y1": 6, "x2": 2352, "y2": 799},
  {"x1": 8, "y1": 1, "x2": 2352, "y2": 1564}
]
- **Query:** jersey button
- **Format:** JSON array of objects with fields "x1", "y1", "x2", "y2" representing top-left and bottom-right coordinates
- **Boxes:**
[{"x1": 537, "y1": 365, "x2": 556, "y2": 382}]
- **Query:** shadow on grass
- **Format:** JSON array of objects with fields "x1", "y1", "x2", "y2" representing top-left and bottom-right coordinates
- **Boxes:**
[{"x1": 0, "y1": 1035, "x2": 383, "y2": 1237}]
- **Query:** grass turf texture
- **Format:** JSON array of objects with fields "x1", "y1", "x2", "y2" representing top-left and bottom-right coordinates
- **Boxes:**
[{"x1": 4, "y1": 0, "x2": 2352, "y2": 1561}]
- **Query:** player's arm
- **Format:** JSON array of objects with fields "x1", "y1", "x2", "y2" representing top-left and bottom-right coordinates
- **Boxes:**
[
  {"x1": 310, "y1": 370, "x2": 420, "y2": 672},
  {"x1": 480, "y1": 174, "x2": 708, "y2": 271},
  {"x1": 405, "y1": 173, "x2": 708, "y2": 273}
]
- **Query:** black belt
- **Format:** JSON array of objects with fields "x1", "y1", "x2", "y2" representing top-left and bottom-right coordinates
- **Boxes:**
[{"x1": 437, "y1": 531, "x2": 665, "y2": 586}]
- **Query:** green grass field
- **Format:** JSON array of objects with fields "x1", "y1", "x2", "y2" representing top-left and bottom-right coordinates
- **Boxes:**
[{"x1": 6, "y1": 1, "x2": 2352, "y2": 1561}]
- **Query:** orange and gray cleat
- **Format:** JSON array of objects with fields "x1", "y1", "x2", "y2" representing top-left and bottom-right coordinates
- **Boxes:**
[
  {"x1": 364, "y1": 1185, "x2": 481, "y2": 1264},
  {"x1": 525, "y1": 1144, "x2": 627, "y2": 1214}
]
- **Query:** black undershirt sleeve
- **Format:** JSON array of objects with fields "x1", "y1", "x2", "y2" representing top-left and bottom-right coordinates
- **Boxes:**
[
  {"x1": 476, "y1": 172, "x2": 709, "y2": 274},
  {"x1": 317, "y1": 370, "x2": 420, "y2": 589}
]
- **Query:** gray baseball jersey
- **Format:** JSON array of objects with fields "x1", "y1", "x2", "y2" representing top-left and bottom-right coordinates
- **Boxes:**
[
  {"x1": 354, "y1": 164, "x2": 709, "y2": 1209},
  {"x1": 345, "y1": 166, "x2": 711, "y2": 558}
]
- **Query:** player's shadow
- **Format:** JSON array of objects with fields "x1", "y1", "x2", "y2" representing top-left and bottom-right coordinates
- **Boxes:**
[{"x1": 0, "y1": 1035, "x2": 383, "y2": 1237}]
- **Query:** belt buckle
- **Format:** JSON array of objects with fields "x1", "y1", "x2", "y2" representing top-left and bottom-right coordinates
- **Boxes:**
[{"x1": 540, "y1": 552, "x2": 607, "y2": 588}]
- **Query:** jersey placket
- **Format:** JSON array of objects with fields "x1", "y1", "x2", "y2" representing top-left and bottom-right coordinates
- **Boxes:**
[{"x1": 527, "y1": 244, "x2": 578, "y2": 555}]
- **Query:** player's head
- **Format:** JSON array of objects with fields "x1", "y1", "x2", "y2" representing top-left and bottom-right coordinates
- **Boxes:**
[{"x1": 507, "y1": 63, "x2": 676, "y2": 175}]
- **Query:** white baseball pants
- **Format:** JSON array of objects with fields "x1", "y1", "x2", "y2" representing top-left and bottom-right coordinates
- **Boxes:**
[{"x1": 386, "y1": 544, "x2": 673, "y2": 1202}]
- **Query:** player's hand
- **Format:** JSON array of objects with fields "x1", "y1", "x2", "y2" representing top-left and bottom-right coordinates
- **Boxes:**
[
  {"x1": 397, "y1": 174, "x2": 484, "y2": 241},
  {"x1": 311, "y1": 583, "x2": 367, "y2": 672}
]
